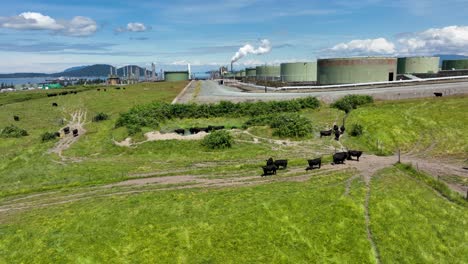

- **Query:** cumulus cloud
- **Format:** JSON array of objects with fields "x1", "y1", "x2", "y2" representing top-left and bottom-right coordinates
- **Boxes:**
[
  {"x1": 0, "y1": 12, "x2": 97, "y2": 37},
  {"x1": 328, "y1": 25, "x2": 468, "y2": 56},
  {"x1": 330, "y1": 38, "x2": 396, "y2": 55},
  {"x1": 398, "y1": 26, "x2": 468, "y2": 55},
  {"x1": 115, "y1": 22, "x2": 150, "y2": 33}
]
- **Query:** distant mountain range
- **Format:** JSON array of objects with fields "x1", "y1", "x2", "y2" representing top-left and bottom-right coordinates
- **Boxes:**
[{"x1": 0, "y1": 64, "x2": 151, "y2": 78}]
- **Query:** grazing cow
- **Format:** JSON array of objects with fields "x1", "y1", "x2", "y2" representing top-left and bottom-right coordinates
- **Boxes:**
[
  {"x1": 198, "y1": 127, "x2": 209, "y2": 133},
  {"x1": 231, "y1": 126, "x2": 238, "y2": 129},
  {"x1": 72, "y1": 129, "x2": 79, "y2": 137},
  {"x1": 104, "y1": 89, "x2": 107, "y2": 92},
  {"x1": 266, "y1": 157, "x2": 274, "y2": 166},
  {"x1": 52, "y1": 102, "x2": 58, "y2": 107},
  {"x1": 115, "y1": 87, "x2": 121, "y2": 90},
  {"x1": 333, "y1": 152, "x2": 348, "y2": 165},
  {"x1": 123, "y1": 87, "x2": 126, "y2": 90},
  {"x1": 54, "y1": 132, "x2": 61, "y2": 138},
  {"x1": 262, "y1": 165, "x2": 277, "y2": 176},
  {"x1": 334, "y1": 130, "x2": 341, "y2": 141},
  {"x1": 306, "y1": 158, "x2": 321, "y2": 170},
  {"x1": 189, "y1": 127, "x2": 201, "y2": 134},
  {"x1": 97, "y1": 88, "x2": 101, "y2": 91},
  {"x1": 174, "y1": 128, "x2": 185, "y2": 135},
  {"x1": 13, "y1": 115, "x2": 19, "y2": 121},
  {"x1": 340, "y1": 125, "x2": 346, "y2": 134},
  {"x1": 333, "y1": 124, "x2": 339, "y2": 132},
  {"x1": 207, "y1": 125, "x2": 225, "y2": 132},
  {"x1": 320, "y1": 129, "x2": 332, "y2": 138},
  {"x1": 63, "y1": 127, "x2": 70, "y2": 134},
  {"x1": 434, "y1": 92, "x2": 443, "y2": 97},
  {"x1": 274, "y1": 159, "x2": 288, "y2": 169},
  {"x1": 347, "y1": 150, "x2": 363, "y2": 161}
]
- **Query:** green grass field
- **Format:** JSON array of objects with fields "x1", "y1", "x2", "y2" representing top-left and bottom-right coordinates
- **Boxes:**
[{"x1": 0, "y1": 83, "x2": 467, "y2": 263}]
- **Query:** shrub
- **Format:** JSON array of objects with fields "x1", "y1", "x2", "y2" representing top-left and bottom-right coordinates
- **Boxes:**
[
  {"x1": 202, "y1": 130, "x2": 233, "y2": 149},
  {"x1": 0, "y1": 125, "x2": 28, "y2": 138},
  {"x1": 350, "y1": 124, "x2": 363, "y2": 137},
  {"x1": 332, "y1": 95, "x2": 373, "y2": 113},
  {"x1": 92, "y1": 112, "x2": 109, "y2": 122},
  {"x1": 41, "y1": 132, "x2": 58, "y2": 142},
  {"x1": 115, "y1": 97, "x2": 320, "y2": 131},
  {"x1": 245, "y1": 113, "x2": 313, "y2": 138}
]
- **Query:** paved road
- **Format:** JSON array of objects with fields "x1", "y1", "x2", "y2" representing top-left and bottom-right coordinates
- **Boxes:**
[{"x1": 177, "y1": 80, "x2": 468, "y2": 103}]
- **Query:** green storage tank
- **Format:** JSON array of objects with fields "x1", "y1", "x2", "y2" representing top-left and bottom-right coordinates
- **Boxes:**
[
  {"x1": 317, "y1": 57, "x2": 397, "y2": 85},
  {"x1": 246, "y1": 68, "x2": 257, "y2": 78},
  {"x1": 256, "y1": 65, "x2": 280, "y2": 81},
  {"x1": 397, "y1": 57, "x2": 439, "y2": 74},
  {"x1": 164, "y1": 71, "x2": 189, "y2": 82},
  {"x1": 442, "y1": 60, "x2": 468, "y2": 70},
  {"x1": 240, "y1": 70, "x2": 246, "y2": 77},
  {"x1": 280, "y1": 62, "x2": 317, "y2": 82}
]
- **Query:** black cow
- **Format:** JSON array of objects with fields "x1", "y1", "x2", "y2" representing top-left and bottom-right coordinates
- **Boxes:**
[
  {"x1": 13, "y1": 115, "x2": 20, "y2": 121},
  {"x1": 63, "y1": 127, "x2": 70, "y2": 134},
  {"x1": 320, "y1": 129, "x2": 332, "y2": 138},
  {"x1": 97, "y1": 88, "x2": 101, "y2": 91},
  {"x1": 52, "y1": 102, "x2": 58, "y2": 107},
  {"x1": 104, "y1": 89, "x2": 107, "y2": 92},
  {"x1": 189, "y1": 127, "x2": 201, "y2": 134},
  {"x1": 54, "y1": 132, "x2": 61, "y2": 138},
  {"x1": 266, "y1": 157, "x2": 274, "y2": 166},
  {"x1": 262, "y1": 165, "x2": 277, "y2": 176},
  {"x1": 123, "y1": 87, "x2": 126, "y2": 90},
  {"x1": 333, "y1": 152, "x2": 348, "y2": 165},
  {"x1": 115, "y1": 87, "x2": 121, "y2": 90},
  {"x1": 174, "y1": 128, "x2": 185, "y2": 135},
  {"x1": 72, "y1": 129, "x2": 79, "y2": 137},
  {"x1": 347, "y1": 150, "x2": 363, "y2": 161},
  {"x1": 340, "y1": 125, "x2": 346, "y2": 134},
  {"x1": 274, "y1": 159, "x2": 288, "y2": 169},
  {"x1": 306, "y1": 158, "x2": 321, "y2": 170},
  {"x1": 333, "y1": 124, "x2": 339, "y2": 132},
  {"x1": 434, "y1": 92, "x2": 443, "y2": 97},
  {"x1": 334, "y1": 130, "x2": 341, "y2": 141}
]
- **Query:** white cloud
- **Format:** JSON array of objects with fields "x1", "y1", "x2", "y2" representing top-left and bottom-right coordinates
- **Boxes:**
[
  {"x1": 0, "y1": 12, "x2": 97, "y2": 37},
  {"x1": 330, "y1": 38, "x2": 396, "y2": 55},
  {"x1": 398, "y1": 26, "x2": 468, "y2": 55},
  {"x1": 115, "y1": 22, "x2": 150, "y2": 33},
  {"x1": 231, "y1": 39, "x2": 272, "y2": 63}
]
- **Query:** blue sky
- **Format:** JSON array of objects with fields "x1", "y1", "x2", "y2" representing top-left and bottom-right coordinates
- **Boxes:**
[{"x1": 1, "y1": 0, "x2": 468, "y2": 73}]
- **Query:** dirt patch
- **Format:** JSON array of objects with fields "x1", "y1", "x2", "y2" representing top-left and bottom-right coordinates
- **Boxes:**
[
  {"x1": 48, "y1": 110, "x2": 87, "y2": 162},
  {"x1": 113, "y1": 131, "x2": 208, "y2": 147}
]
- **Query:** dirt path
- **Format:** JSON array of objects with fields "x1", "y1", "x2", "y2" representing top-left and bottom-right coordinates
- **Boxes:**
[{"x1": 48, "y1": 110, "x2": 87, "y2": 162}]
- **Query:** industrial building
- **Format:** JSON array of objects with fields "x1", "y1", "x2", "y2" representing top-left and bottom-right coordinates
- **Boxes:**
[
  {"x1": 256, "y1": 65, "x2": 280, "y2": 81},
  {"x1": 397, "y1": 57, "x2": 439, "y2": 74},
  {"x1": 442, "y1": 59, "x2": 468, "y2": 70},
  {"x1": 164, "y1": 71, "x2": 190, "y2": 82},
  {"x1": 317, "y1": 57, "x2": 397, "y2": 85},
  {"x1": 245, "y1": 68, "x2": 257, "y2": 79},
  {"x1": 280, "y1": 62, "x2": 317, "y2": 82}
]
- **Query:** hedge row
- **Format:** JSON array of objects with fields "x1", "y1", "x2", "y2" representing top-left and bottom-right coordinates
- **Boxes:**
[
  {"x1": 116, "y1": 97, "x2": 320, "y2": 130},
  {"x1": 245, "y1": 113, "x2": 313, "y2": 138},
  {"x1": 331, "y1": 95, "x2": 373, "y2": 113}
]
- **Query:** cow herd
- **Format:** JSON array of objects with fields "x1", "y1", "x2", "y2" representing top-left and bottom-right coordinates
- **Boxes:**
[
  {"x1": 261, "y1": 150, "x2": 363, "y2": 176},
  {"x1": 173, "y1": 125, "x2": 228, "y2": 136},
  {"x1": 320, "y1": 124, "x2": 346, "y2": 141},
  {"x1": 46, "y1": 91, "x2": 78, "y2": 97}
]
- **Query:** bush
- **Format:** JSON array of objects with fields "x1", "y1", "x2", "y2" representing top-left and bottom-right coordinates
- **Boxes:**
[
  {"x1": 245, "y1": 113, "x2": 313, "y2": 138},
  {"x1": 115, "y1": 97, "x2": 320, "y2": 132},
  {"x1": 0, "y1": 125, "x2": 28, "y2": 138},
  {"x1": 92, "y1": 112, "x2": 109, "y2": 122},
  {"x1": 202, "y1": 130, "x2": 233, "y2": 149},
  {"x1": 350, "y1": 124, "x2": 363, "y2": 137},
  {"x1": 41, "y1": 132, "x2": 58, "y2": 142},
  {"x1": 332, "y1": 95, "x2": 373, "y2": 113}
]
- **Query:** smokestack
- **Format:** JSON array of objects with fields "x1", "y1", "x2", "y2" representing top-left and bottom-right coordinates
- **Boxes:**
[{"x1": 188, "y1": 63, "x2": 191, "y2": 79}]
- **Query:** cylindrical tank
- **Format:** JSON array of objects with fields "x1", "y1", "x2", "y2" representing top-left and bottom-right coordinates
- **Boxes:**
[
  {"x1": 317, "y1": 57, "x2": 397, "y2": 85},
  {"x1": 442, "y1": 60, "x2": 468, "y2": 70},
  {"x1": 246, "y1": 68, "x2": 257, "y2": 78},
  {"x1": 164, "y1": 71, "x2": 189, "y2": 82},
  {"x1": 397, "y1": 57, "x2": 439, "y2": 74},
  {"x1": 255, "y1": 65, "x2": 280, "y2": 81},
  {"x1": 280, "y1": 62, "x2": 317, "y2": 82},
  {"x1": 240, "y1": 70, "x2": 246, "y2": 77}
]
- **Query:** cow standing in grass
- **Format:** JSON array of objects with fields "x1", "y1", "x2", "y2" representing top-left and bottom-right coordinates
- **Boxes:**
[{"x1": 306, "y1": 158, "x2": 321, "y2": 170}]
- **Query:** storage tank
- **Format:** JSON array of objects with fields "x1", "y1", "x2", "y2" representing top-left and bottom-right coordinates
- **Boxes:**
[
  {"x1": 442, "y1": 59, "x2": 468, "y2": 70},
  {"x1": 397, "y1": 57, "x2": 439, "y2": 74},
  {"x1": 240, "y1": 70, "x2": 246, "y2": 77},
  {"x1": 280, "y1": 62, "x2": 317, "y2": 82},
  {"x1": 164, "y1": 71, "x2": 189, "y2": 82},
  {"x1": 256, "y1": 65, "x2": 280, "y2": 81},
  {"x1": 246, "y1": 68, "x2": 257, "y2": 78},
  {"x1": 317, "y1": 57, "x2": 397, "y2": 85}
]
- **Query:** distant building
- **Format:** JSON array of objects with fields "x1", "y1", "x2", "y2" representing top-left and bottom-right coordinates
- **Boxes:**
[{"x1": 107, "y1": 75, "x2": 121, "y2": 85}]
